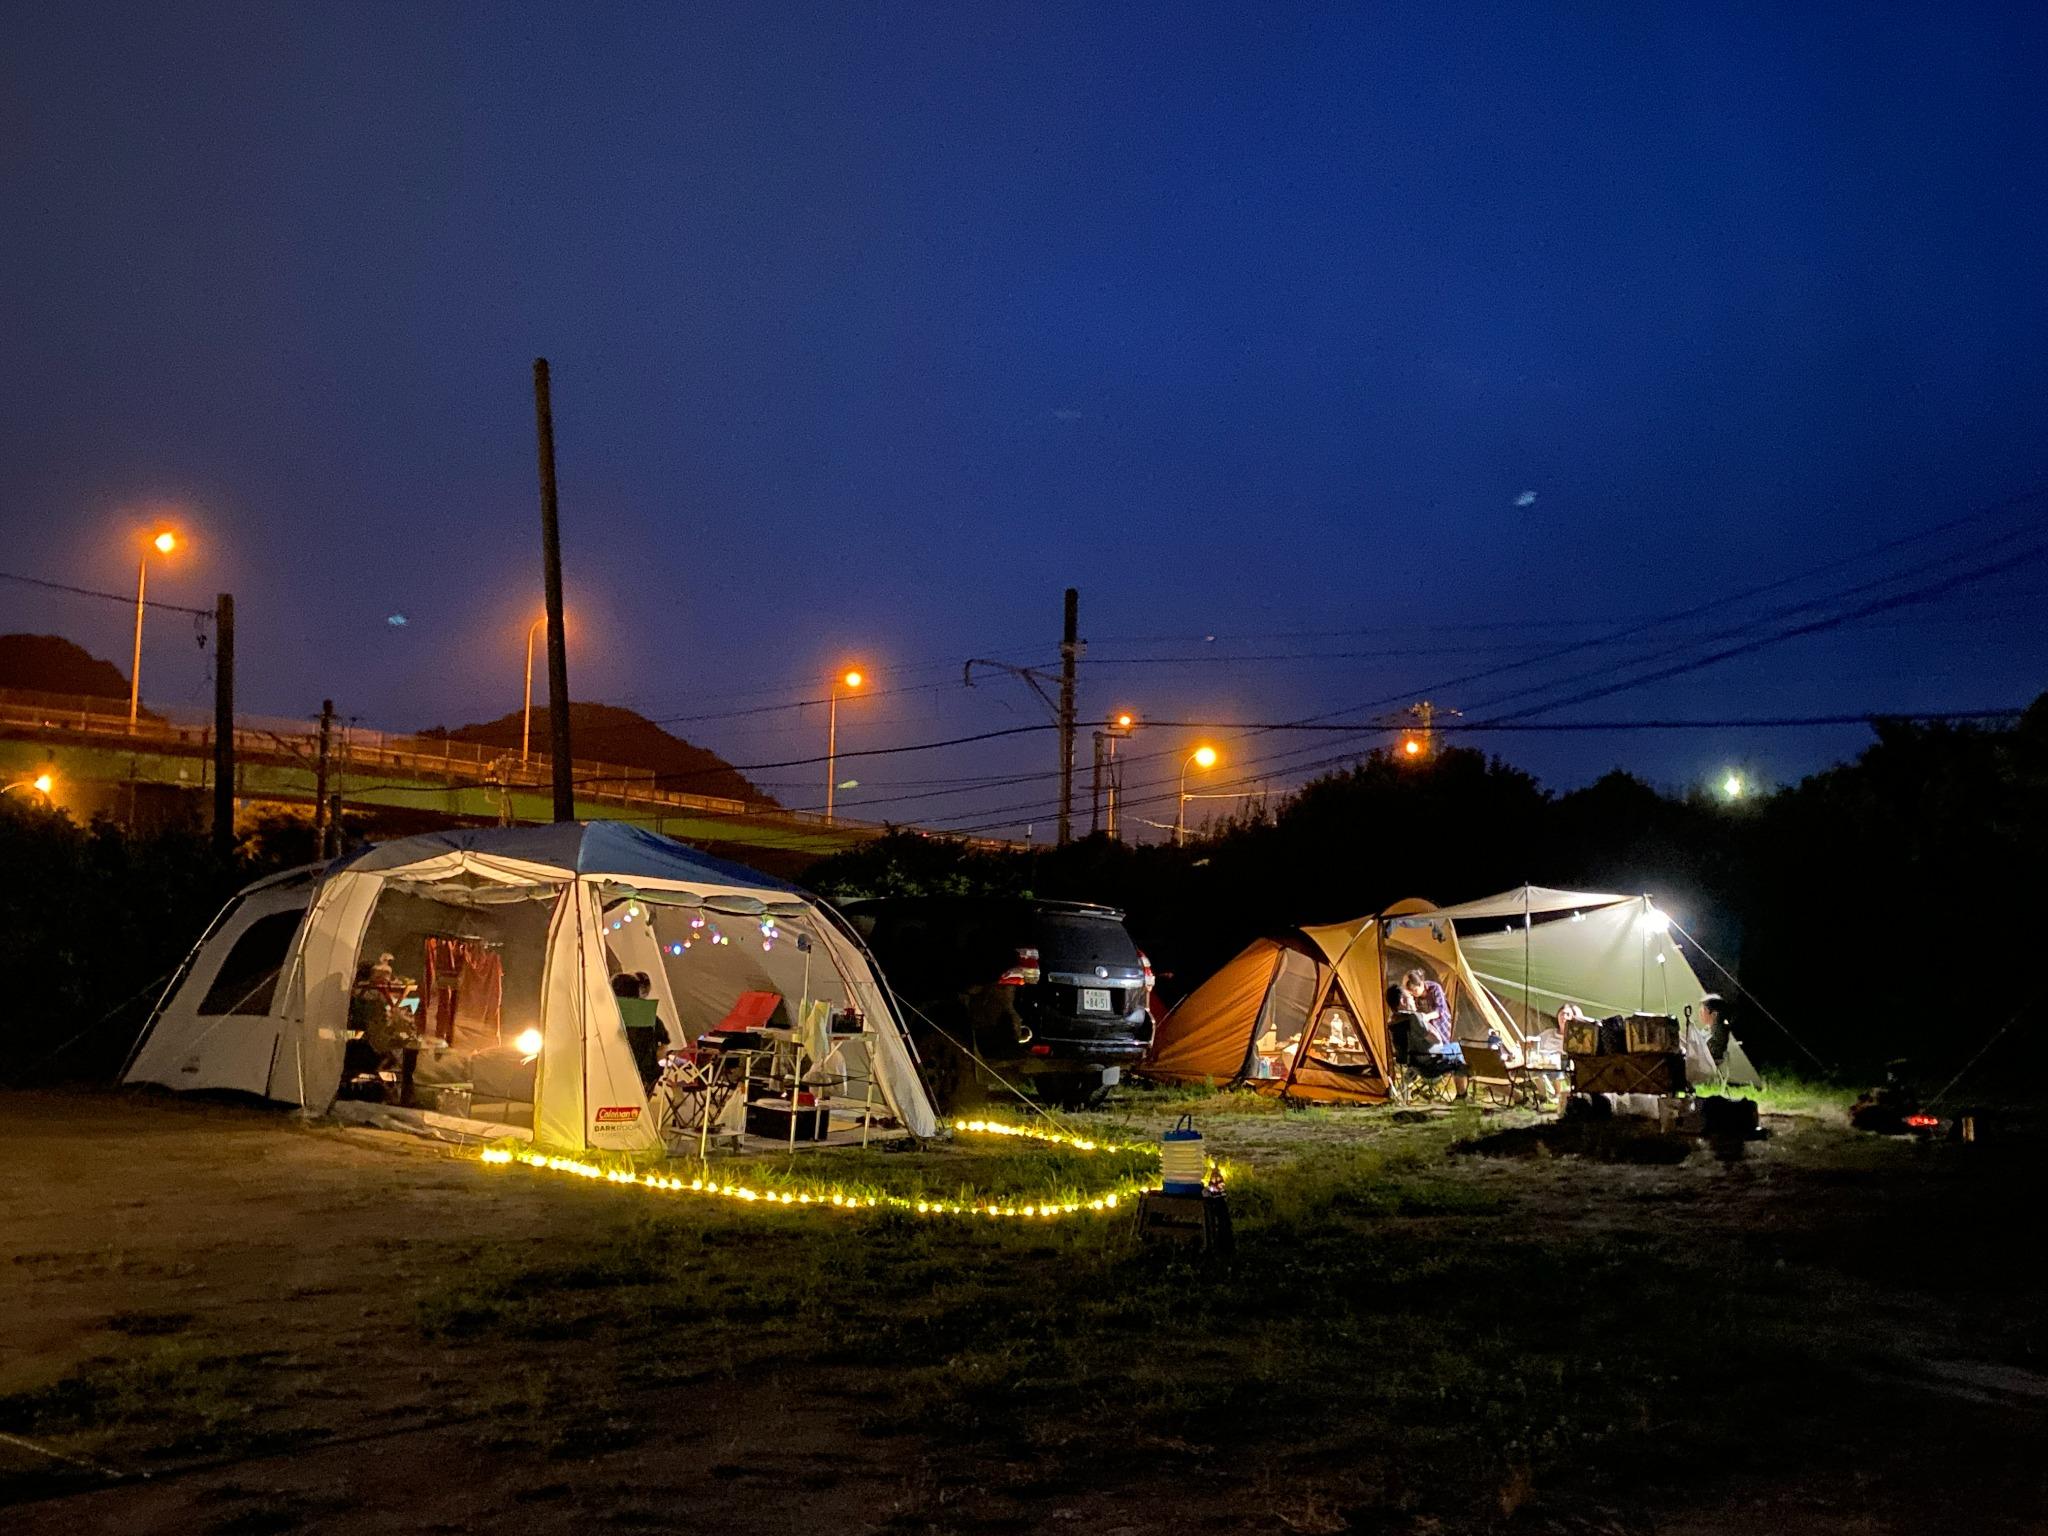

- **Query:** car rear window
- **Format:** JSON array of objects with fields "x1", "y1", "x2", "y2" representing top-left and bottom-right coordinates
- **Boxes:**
[{"x1": 1034, "y1": 912, "x2": 1140, "y2": 972}]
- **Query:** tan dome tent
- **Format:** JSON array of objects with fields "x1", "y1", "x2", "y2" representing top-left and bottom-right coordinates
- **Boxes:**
[
  {"x1": 123, "y1": 822, "x2": 938, "y2": 1148},
  {"x1": 1143, "y1": 900, "x2": 1517, "y2": 1103}
]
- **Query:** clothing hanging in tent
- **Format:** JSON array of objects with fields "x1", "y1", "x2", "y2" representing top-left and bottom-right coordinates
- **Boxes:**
[{"x1": 423, "y1": 937, "x2": 503, "y2": 1051}]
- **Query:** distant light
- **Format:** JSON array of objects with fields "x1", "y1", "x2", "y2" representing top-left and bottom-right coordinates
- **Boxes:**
[
  {"x1": 1192, "y1": 745, "x2": 1218, "y2": 770},
  {"x1": 32, "y1": 773, "x2": 53, "y2": 794},
  {"x1": 387, "y1": 614, "x2": 408, "y2": 627},
  {"x1": 152, "y1": 531, "x2": 177, "y2": 554},
  {"x1": 841, "y1": 670, "x2": 863, "y2": 690},
  {"x1": 1115, "y1": 712, "x2": 1134, "y2": 729},
  {"x1": 837, "y1": 779, "x2": 859, "y2": 790},
  {"x1": 513, "y1": 1027, "x2": 544, "y2": 1059},
  {"x1": 1721, "y1": 772, "x2": 1744, "y2": 799},
  {"x1": 1402, "y1": 737, "x2": 1422, "y2": 757},
  {"x1": 1514, "y1": 490, "x2": 1538, "y2": 508}
]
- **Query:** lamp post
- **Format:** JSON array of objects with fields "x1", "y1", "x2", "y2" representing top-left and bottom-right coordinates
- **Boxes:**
[
  {"x1": 1102, "y1": 710, "x2": 1135, "y2": 840},
  {"x1": 129, "y1": 530, "x2": 178, "y2": 732},
  {"x1": 1175, "y1": 744, "x2": 1219, "y2": 847},
  {"x1": 3, "y1": 772, "x2": 55, "y2": 799},
  {"x1": 825, "y1": 668, "x2": 864, "y2": 824},
  {"x1": 521, "y1": 615, "x2": 546, "y2": 764}
]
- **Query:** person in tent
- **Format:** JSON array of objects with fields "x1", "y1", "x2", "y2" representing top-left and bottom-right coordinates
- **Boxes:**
[
  {"x1": 1386, "y1": 984, "x2": 1462, "y2": 1090},
  {"x1": 1402, "y1": 968, "x2": 1458, "y2": 1049},
  {"x1": 613, "y1": 971, "x2": 666, "y2": 1092}
]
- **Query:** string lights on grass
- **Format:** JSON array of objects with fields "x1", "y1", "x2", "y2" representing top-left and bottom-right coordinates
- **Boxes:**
[
  {"x1": 949, "y1": 1117, "x2": 1152, "y2": 1156},
  {"x1": 478, "y1": 1146, "x2": 1147, "y2": 1221}
]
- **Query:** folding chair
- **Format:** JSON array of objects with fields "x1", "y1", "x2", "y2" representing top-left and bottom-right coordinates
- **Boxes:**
[{"x1": 1461, "y1": 1043, "x2": 1519, "y2": 1108}]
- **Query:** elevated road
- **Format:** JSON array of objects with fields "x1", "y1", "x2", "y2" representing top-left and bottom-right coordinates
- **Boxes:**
[{"x1": 0, "y1": 688, "x2": 985, "y2": 862}]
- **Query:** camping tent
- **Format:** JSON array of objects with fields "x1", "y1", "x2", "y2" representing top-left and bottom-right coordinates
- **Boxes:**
[
  {"x1": 1434, "y1": 885, "x2": 1759, "y2": 1085},
  {"x1": 1433, "y1": 886, "x2": 1709, "y2": 1035},
  {"x1": 1142, "y1": 900, "x2": 1519, "y2": 1102},
  {"x1": 123, "y1": 821, "x2": 938, "y2": 1148}
]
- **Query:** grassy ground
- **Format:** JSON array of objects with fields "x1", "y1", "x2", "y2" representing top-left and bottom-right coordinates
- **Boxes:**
[{"x1": 2, "y1": 1085, "x2": 2043, "y2": 1534}]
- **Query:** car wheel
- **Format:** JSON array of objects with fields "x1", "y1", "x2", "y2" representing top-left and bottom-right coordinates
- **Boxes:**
[
  {"x1": 923, "y1": 1037, "x2": 985, "y2": 1114},
  {"x1": 1035, "y1": 1070, "x2": 1110, "y2": 1110}
]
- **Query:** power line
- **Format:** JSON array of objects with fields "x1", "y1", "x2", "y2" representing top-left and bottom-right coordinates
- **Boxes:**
[{"x1": 0, "y1": 568, "x2": 214, "y2": 617}]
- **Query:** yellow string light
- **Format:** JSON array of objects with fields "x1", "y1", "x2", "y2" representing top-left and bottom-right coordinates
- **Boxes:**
[
  {"x1": 949, "y1": 1117, "x2": 1154, "y2": 1156},
  {"x1": 477, "y1": 1146, "x2": 1145, "y2": 1221}
]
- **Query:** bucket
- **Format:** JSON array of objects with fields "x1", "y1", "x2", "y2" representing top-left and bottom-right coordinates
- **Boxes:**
[{"x1": 1160, "y1": 1113, "x2": 1205, "y2": 1195}]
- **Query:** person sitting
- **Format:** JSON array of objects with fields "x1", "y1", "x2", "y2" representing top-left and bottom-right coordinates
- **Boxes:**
[
  {"x1": 613, "y1": 971, "x2": 665, "y2": 1092},
  {"x1": 1402, "y1": 969, "x2": 1457, "y2": 1049},
  {"x1": 1387, "y1": 984, "x2": 1466, "y2": 1096}
]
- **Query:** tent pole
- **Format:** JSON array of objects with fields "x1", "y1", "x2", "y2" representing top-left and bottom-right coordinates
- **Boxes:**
[{"x1": 1523, "y1": 884, "x2": 1531, "y2": 1037}]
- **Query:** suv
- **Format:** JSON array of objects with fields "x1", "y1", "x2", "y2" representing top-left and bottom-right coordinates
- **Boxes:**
[{"x1": 841, "y1": 897, "x2": 1153, "y2": 1109}]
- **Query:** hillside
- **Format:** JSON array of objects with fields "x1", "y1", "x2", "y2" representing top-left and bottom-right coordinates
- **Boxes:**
[
  {"x1": 423, "y1": 702, "x2": 774, "y2": 806},
  {"x1": 0, "y1": 634, "x2": 134, "y2": 699}
]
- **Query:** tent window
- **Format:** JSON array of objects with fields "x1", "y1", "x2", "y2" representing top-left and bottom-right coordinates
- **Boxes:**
[
  {"x1": 1248, "y1": 949, "x2": 1317, "y2": 1078},
  {"x1": 1305, "y1": 985, "x2": 1374, "y2": 1072},
  {"x1": 196, "y1": 910, "x2": 303, "y2": 1017}
]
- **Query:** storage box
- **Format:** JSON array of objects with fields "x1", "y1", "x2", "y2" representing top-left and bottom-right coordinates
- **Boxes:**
[
  {"x1": 744, "y1": 1098, "x2": 830, "y2": 1141},
  {"x1": 1563, "y1": 1019, "x2": 1604, "y2": 1057},
  {"x1": 1571, "y1": 1052, "x2": 1686, "y2": 1096},
  {"x1": 1625, "y1": 1014, "x2": 1680, "y2": 1053}
]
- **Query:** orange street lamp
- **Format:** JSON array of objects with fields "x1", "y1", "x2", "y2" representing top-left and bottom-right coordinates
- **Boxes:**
[
  {"x1": 3, "y1": 771, "x2": 55, "y2": 799},
  {"x1": 522, "y1": 615, "x2": 547, "y2": 764},
  {"x1": 1100, "y1": 710, "x2": 1137, "y2": 840},
  {"x1": 1402, "y1": 736, "x2": 1423, "y2": 759},
  {"x1": 129, "y1": 530, "x2": 179, "y2": 732},
  {"x1": 1175, "y1": 744, "x2": 1219, "y2": 847},
  {"x1": 826, "y1": 668, "x2": 865, "y2": 824}
]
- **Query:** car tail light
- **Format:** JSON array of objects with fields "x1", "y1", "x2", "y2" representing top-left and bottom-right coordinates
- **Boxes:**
[
  {"x1": 1138, "y1": 949, "x2": 1156, "y2": 1000},
  {"x1": 997, "y1": 946, "x2": 1041, "y2": 986}
]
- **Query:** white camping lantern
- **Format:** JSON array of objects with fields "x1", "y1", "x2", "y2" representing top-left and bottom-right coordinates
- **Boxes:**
[{"x1": 1160, "y1": 1113, "x2": 1205, "y2": 1194}]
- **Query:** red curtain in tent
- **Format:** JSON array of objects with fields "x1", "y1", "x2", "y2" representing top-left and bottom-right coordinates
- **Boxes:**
[{"x1": 423, "y1": 938, "x2": 503, "y2": 1051}]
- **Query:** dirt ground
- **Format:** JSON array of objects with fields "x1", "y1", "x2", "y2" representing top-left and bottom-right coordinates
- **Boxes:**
[{"x1": 2, "y1": 1087, "x2": 2044, "y2": 1535}]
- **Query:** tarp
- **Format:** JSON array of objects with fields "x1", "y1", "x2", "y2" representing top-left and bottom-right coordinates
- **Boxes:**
[
  {"x1": 1440, "y1": 887, "x2": 1710, "y2": 1037},
  {"x1": 125, "y1": 822, "x2": 937, "y2": 1146}
]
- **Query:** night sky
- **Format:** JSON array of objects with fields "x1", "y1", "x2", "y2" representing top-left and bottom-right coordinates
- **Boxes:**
[{"x1": 5, "y1": 3, "x2": 2045, "y2": 837}]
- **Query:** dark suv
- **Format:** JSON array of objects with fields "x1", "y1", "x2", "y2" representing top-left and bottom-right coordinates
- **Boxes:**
[{"x1": 841, "y1": 897, "x2": 1153, "y2": 1109}]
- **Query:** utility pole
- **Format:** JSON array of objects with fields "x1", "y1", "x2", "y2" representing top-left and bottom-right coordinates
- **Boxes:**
[
  {"x1": 313, "y1": 699, "x2": 334, "y2": 855},
  {"x1": 211, "y1": 592, "x2": 235, "y2": 858},
  {"x1": 1090, "y1": 731, "x2": 1105, "y2": 835},
  {"x1": 533, "y1": 358, "x2": 575, "y2": 821},
  {"x1": 1057, "y1": 587, "x2": 1080, "y2": 845}
]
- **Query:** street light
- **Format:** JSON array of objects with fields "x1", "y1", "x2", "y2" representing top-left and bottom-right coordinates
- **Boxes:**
[
  {"x1": 522, "y1": 615, "x2": 547, "y2": 764},
  {"x1": 1720, "y1": 771, "x2": 1745, "y2": 800},
  {"x1": 129, "y1": 529, "x2": 179, "y2": 732},
  {"x1": 1099, "y1": 710, "x2": 1136, "y2": 840},
  {"x1": 826, "y1": 668, "x2": 865, "y2": 824},
  {"x1": 1175, "y1": 744, "x2": 1219, "y2": 847},
  {"x1": 3, "y1": 771, "x2": 55, "y2": 799}
]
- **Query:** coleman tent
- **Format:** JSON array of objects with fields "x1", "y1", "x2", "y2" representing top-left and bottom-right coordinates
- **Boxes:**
[
  {"x1": 1435, "y1": 885, "x2": 1759, "y2": 1085},
  {"x1": 123, "y1": 821, "x2": 938, "y2": 1148},
  {"x1": 1142, "y1": 900, "x2": 1518, "y2": 1103}
]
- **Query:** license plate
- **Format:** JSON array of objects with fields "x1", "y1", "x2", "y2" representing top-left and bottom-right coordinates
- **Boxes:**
[{"x1": 1080, "y1": 987, "x2": 1112, "y2": 1014}]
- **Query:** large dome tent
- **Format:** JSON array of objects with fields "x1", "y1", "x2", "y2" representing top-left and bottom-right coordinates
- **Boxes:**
[{"x1": 123, "y1": 821, "x2": 938, "y2": 1147}]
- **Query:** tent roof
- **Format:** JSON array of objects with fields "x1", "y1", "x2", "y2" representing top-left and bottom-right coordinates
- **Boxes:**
[
  {"x1": 345, "y1": 821, "x2": 797, "y2": 892},
  {"x1": 1431, "y1": 885, "x2": 1641, "y2": 921}
]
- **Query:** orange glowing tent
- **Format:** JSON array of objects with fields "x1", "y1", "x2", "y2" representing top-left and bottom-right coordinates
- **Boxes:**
[{"x1": 1141, "y1": 900, "x2": 1518, "y2": 1103}]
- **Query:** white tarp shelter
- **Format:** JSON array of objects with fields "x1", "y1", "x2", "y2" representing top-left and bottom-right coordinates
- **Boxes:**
[
  {"x1": 1435, "y1": 885, "x2": 1711, "y2": 1033},
  {"x1": 124, "y1": 821, "x2": 938, "y2": 1148}
]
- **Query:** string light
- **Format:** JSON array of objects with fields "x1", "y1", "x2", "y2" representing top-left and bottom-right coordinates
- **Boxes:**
[
  {"x1": 950, "y1": 1117, "x2": 1153, "y2": 1156},
  {"x1": 477, "y1": 1147, "x2": 1143, "y2": 1220}
]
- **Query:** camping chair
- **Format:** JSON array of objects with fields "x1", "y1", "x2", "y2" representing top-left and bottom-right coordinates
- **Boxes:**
[{"x1": 1461, "y1": 1043, "x2": 1520, "y2": 1108}]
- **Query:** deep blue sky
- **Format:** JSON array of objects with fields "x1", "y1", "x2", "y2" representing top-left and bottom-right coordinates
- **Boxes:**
[{"x1": 4, "y1": 2, "x2": 2045, "y2": 836}]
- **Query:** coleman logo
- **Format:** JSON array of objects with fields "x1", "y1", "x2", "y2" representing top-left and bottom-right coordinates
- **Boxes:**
[{"x1": 594, "y1": 1106, "x2": 641, "y2": 1126}]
